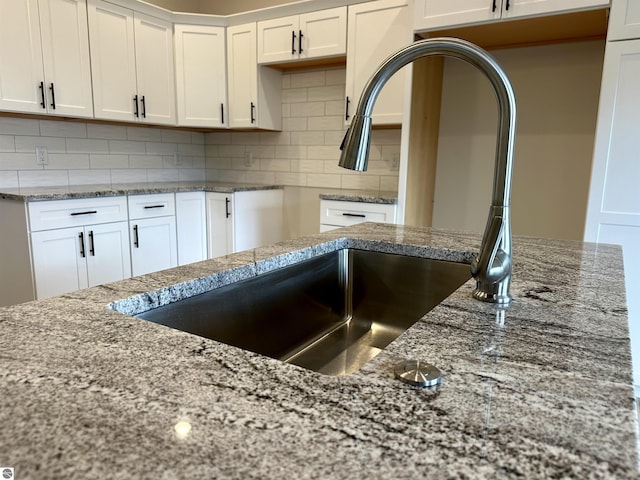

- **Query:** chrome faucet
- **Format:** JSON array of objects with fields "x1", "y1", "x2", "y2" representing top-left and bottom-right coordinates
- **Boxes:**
[{"x1": 339, "y1": 38, "x2": 515, "y2": 305}]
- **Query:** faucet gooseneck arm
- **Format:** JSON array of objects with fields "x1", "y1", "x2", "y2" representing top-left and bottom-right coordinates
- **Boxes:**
[{"x1": 339, "y1": 37, "x2": 516, "y2": 304}]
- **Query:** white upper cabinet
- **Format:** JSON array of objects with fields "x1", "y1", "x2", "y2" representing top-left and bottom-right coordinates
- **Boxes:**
[
  {"x1": 88, "y1": 0, "x2": 176, "y2": 125},
  {"x1": 257, "y1": 7, "x2": 347, "y2": 64},
  {"x1": 345, "y1": 0, "x2": 412, "y2": 126},
  {"x1": 227, "y1": 23, "x2": 282, "y2": 129},
  {"x1": 0, "y1": 0, "x2": 93, "y2": 117},
  {"x1": 415, "y1": 0, "x2": 610, "y2": 30},
  {"x1": 174, "y1": 25, "x2": 227, "y2": 128},
  {"x1": 608, "y1": 0, "x2": 640, "y2": 41}
]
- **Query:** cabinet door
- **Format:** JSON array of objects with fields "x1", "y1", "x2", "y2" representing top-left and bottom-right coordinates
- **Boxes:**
[
  {"x1": 87, "y1": 0, "x2": 137, "y2": 121},
  {"x1": 414, "y1": 0, "x2": 501, "y2": 30},
  {"x1": 134, "y1": 12, "x2": 176, "y2": 125},
  {"x1": 608, "y1": 0, "x2": 640, "y2": 41},
  {"x1": 505, "y1": 0, "x2": 609, "y2": 20},
  {"x1": 31, "y1": 227, "x2": 88, "y2": 299},
  {"x1": 299, "y1": 7, "x2": 347, "y2": 60},
  {"x1": 130, "y1": 216, "x2": 177, "y2": 276},
  {"x1": 227, "y1": 23, "x2": 258, "y2": 128},
  {"x1": 257, "y1": 15, "x2": 298, "y2": 64},
  {"x1": 233, "y1": 190, "x2": 283, "y2": 252},
  {"x1": 175, "y1": 25, "x2": 226, "y2": 127},
  {"x1": 0, "y1": 0, "x2": 45, "y2": 113},
  {"x1": 345, "y1": 0, "x2": 411, "y2": 126},
  {"x1": 85, "y1": 221, "x2": 131, "y2": 287},
  {"x1": 38, "y1": 0, "x2": 93, "y2": 117},
  {"x1": 585, "y1": 39, "x2": 640, "y2": 388},
  {"x1": 176, "y1": 192, "x2": 207, "y2": 266},
  {"x1": 206, "y1": 192, "x2": 233, "y2": 258}
]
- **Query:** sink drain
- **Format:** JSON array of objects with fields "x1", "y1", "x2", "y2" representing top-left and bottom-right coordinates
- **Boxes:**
[{"x1": 394, "y1": 360, "x2": 442, "y2": 387}]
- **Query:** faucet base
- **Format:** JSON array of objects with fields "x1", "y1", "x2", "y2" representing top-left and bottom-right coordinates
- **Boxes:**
[{"x1": 472, "y1": 288, "x2": 511, "y2": 305}]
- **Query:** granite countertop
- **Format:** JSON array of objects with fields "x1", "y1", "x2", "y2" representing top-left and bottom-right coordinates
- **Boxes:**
[
  {"x1": 0, "y1": 223, "x2": 637, "y2": 479},
  {"x1": 0, "y1": 181, "x2": 283, "y2": 202},
  {"x1": 319, "y1": 190, "x2": 398, "y2": 204}
]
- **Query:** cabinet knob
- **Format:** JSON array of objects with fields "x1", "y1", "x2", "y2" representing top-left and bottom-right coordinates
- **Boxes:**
[
  {"x1": 133, "y1": 95, "x2": 139, "y2": 118},
  {"x1": 79, "y1": 231, "x2": 86, "y2": 258},
  {"x1": 141, "y1": 95, "x2": 146, "y2": 118},
  {"x1": 88, "y1": 230, "x2": 95, "y2": 256},
  {"x1": 133, "y1": 225, "x2": 139, "y2": 248},
  {"x1": 49, "y1": 83, "x2": 56, "y2": 110},
  {"x1": 39, "y1": 81, "x2": 46, "y2": 109}
]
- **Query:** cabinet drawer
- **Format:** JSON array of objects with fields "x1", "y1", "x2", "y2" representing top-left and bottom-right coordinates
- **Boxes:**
[
  {"x1": 320, "y1": 200, "x2": 396, "y2": 227},
  {"x1": 128, "y1": 193, "x2": 175, "y2": 219},
  {"x1": 28, "y1": 196, "x2": 128, "y2": 232}
]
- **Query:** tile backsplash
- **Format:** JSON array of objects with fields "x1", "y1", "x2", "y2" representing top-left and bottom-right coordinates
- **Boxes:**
[
  {"x1": 205, "y1": 66, "x2": 401, "y2": 192},
  {"x1": 0, "y1": 117, "x2": 206, "y2": 189},
  {"x1": 0, "y1": 67, "x2": 400, "y2": 192}
]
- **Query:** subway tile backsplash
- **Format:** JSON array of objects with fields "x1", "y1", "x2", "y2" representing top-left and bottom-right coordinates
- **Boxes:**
[
  {"x1": 0, "y1": 66, "x2": 400, "y2": 193},
  {"x1": 0, "y1": 116, "x2": 206, "y2": 189},
  {"x1": 206, "y1": 66, "x2": 401, "y2": 192}
]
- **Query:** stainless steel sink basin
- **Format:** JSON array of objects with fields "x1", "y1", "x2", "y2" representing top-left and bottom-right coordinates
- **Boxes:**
[{"x1": 136, "y1": 249, "x2": 471, "y2": 375}]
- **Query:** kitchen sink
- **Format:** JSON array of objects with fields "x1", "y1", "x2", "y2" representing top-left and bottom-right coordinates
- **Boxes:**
[{"x1": 136, "y1": 249, "x2": 471, "y2": 375}]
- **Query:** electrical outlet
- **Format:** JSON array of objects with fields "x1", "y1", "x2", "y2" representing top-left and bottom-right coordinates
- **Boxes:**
[
  {"x1": 174, "y1": 152, "x2": 183, "y2": 166},
  {"x1": 36, "y1": 146, "x2": 49, "y2": 165},
  {"x1": 244, "y1": 151, "x2": 253, "y2": 167},
  {"x1": 390, "y1": 155, "x2": 399, "y2": 171}
]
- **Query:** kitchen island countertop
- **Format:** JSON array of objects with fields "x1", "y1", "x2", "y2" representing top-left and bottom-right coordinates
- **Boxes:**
[{"x1": 0, "y1": 223, "x2": 637, "y2": 479}]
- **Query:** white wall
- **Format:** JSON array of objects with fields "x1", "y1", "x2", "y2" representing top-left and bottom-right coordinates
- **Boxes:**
[
  {"x1": 432, "y1": 40, "x2": 605, "y2": 241},
  {"x1": 0, "y1": 118, "x2": 206, "y2": 189}
]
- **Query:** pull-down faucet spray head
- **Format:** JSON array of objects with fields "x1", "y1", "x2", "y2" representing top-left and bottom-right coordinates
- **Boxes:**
[{"x1": 339, "y1": 37, "x2": 516, "y2": 305}]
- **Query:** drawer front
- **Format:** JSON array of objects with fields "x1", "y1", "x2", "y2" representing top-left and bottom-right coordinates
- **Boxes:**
[
  {"x1": 28, "y1": 196, "x2": 128, "y2": 232},
  {"x1": 320, "y1": 200, "x2": 397, "y2": 227},
  {"x1": 128, "y1": 193, "x2": 176, "y2": 220}
]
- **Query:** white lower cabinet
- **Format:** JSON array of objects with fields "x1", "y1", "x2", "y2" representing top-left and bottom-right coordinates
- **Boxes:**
[
  {"x1": 206, "y1": 189, "x2": 284, "y2": 258},
  {"x1": 176, "y1": 191, "x2": 207, "y2": 265},
  {"x1": 31, "y1": 222, "x2": 131, "y2": 299},
  {"x1": 206, "y1": 192, "x2": 233, "y2": 258},
  {"x1": 28, "y1": 196, "x2": 131, "y2": 299},
  {"x1": 128, "y1": 193, "x2": 177, "y2": 276},
  {"x1": 585, "y1": 34, "x2": 640, "y2": 389},
  {"x1": 320, "y1": 199, "x2": 397, "y2": 232}
]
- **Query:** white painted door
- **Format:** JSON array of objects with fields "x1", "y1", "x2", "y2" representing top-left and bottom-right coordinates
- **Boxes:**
[
  {"x1": 414, "y1": 0, "x2": 501, "y2": 30},
  {"x1": 206, "y1": 192, "x2": 233, "y2": 258},
  {"x1": 38, "y1": 0, "x2": 93, "y2": 117},
  {"x1": 0, "y1": 0, "x2": 45, "y2": 113},
  {"x1": 130, "y1": 216, "x2": 177, "y2": 276},
  {"x1": 299, "y1": 7, "x2": 347, "y2": 60},
  {"x1": 227, "y1": 24, "x2": 258, "y2": 128},
  {"x1": 133, "y1": 12, "x2": 176, "y2": 125},
  {"x1": 608, "y1": 0, "x2": 640, "y2": 41},
  {"x1": 234, "y1": 190, "x2": 283, "y2": 252},
  {"x1": 257, "y1": 15, "x2": 298, "y2": 64},
  {"x1": 176, "y1": 192, "x2": 207, "y2": 266},
  {"x1": 174, "y1": 25, "x2": 226, "y2": 127},
  {"x1": 585, "y1": 39, "x2": 640, "y2": 389},
  {"x1": 85, "y1": 221, "x2": 131, "y2": 287},
  {"x1": 31, "y1": 227, "x2": 88, "y2": 299},
  {"x1": 87, "y1": 0, "x2": 137, "y2": 121},
  {"x1": 345, "y1": 0, "x2": 412, "y2": 126},
  {"x1": 504, "y1": 0, "x2": 609, "y2": 20}
]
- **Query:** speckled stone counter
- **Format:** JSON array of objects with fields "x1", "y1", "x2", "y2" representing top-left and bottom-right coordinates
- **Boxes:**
[
  {"x1": 319, "y1": 190, "x2": 398, "y2": 204},
  {"x1": 0, "y1": 223, "x2": 637, "y2": 479},
  {"x1": 0, "y1": 181, "x2": 283, "y2": 202}
]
